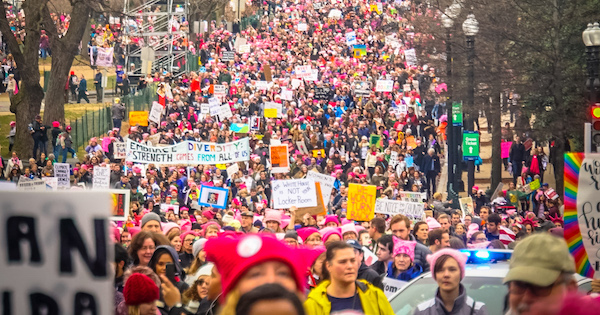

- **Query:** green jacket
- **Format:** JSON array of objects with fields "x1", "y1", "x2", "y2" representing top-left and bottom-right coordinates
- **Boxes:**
[{"x1": 304, "y1": 279, "x2": 393, "y2": 315}]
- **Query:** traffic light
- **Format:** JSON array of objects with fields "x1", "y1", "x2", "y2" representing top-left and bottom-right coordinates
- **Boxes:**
[{"x1": 592, "y1": 105, "x2": 600, "y2": 145}]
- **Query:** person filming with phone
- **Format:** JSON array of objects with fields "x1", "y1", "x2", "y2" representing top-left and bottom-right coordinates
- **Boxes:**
[{"x1": 148, "y1": 245, "x2": 189, "y2": 313}]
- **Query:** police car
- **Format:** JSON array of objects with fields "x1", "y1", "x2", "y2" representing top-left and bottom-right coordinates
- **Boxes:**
[{"x1": 388, "y1": 249, "x2": 591, "y2": 315}]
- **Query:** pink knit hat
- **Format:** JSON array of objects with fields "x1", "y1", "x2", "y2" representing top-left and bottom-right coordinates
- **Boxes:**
[
  {"x1": 392, "y1": 237, "x2": 416, "y2": 261},
  {"x1": 263, "y1": 209, "x2": 282, "y2": 225},
  {"x1": 323, "y1": 215, "x2": 340, "y2": 227},
  {"x1": 427, "y1": 248, "x2": 468, "y2": 280},
  {"x1": 341, "y1": 223, "x2": 358, "y2": 237},
  {"x1": 426, "y1": 217, "x2": 441, "y2": 231},
  {"x1": 320, "y1": 227, "x2": 342, "y2": 243},
  {"x1": 180, "y1": 231, "x2": 199, "y2": 242},
  {"x1": 297, "y1": 227, "x2": 320, "y2": 242},
  {"x1": 162, "y1": 222, "x2": 180, "y2": 235},
  {"x1": 466, "y1": 223, "x2": 480, "y2": 240}
]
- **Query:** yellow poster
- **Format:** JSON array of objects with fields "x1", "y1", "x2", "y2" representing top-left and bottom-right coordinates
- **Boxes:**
[
  {"x1": 312, "y1": 149, "x2": 326, "y2": 158},
  {"x1": 406, "y1": 135, "x2": 417, "y2": 149},
  {"x1": 264, "y1": 108, "x2": 278, "y2": 118},
  {"x1": 129, "y1": 111, "x2": 149, "y2": 127},
  {"x1": 347, "y1": 183, "x2": 377, "y2": 221}
]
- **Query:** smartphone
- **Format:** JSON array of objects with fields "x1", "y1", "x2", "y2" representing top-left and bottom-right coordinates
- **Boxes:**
[{"x1": 165, "y1": 263, "x2": 178, "y2": 284}]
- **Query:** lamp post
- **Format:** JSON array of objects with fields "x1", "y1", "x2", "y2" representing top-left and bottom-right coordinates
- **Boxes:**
[
  {"x1": 463, "y1": 13, "x2": 478, "y2": 195},
  {"x1": 583, "y1": 23, "x2": 600, "y2": 105},
  {"x1": 442, "y1": 7, "x2": 457, "y2": 196}
]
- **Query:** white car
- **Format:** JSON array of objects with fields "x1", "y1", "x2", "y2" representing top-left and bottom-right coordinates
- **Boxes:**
[{"x1": 389, "y1": 249, "x2": 591, "y2": 315}]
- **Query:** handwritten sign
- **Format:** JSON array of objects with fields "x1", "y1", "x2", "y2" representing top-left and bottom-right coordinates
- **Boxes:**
[
  {"x1": 270, "y1": 145, "x2": 290, "y2": 173},
  {"x1": 0, "y1": 191, "x2": 113, "y2": 314},
  {"x1": 347, "y1": 184, "x2": 377, "y2": 221},
  {"x1": 129, "y1": 111, "x2": 149, "y2": 127},
  {"x1": 221, "y1": 51, "x2": 235, "y2": 62},
  {"x1": 398, "y1": 191, "x2": 427, "y2": 203},
  {"x1": 93, "y1": 165, "x2": 111, "y2": 189},
  {"x1": 149, "y1": 101, "x2": 163, "y2": 124},
  {"x1": 404, "y1": 48, "x2": 417, "y2": 67},
  {"x1": 54, "y1": 163, "x2": 70, "y2": 189},
  {"x1": 346, "y1": 31, "x2": 357, "y2": 46},
  {"x1": 375, "y1": 80, "x2": 394, "y2": 92},
  {"x1": 297, "y1": 182, "x2": 327, "y2": 217},
  {"x1": 113, "y1": 141, "x2": 127, "y2": 159},
  {"x1": 272, "y1": 179, "x2": 318, "y2": 209},
  {"x1": 374, "y1": 199, "x2": 424, "y2": 220},
  {"x1": 306, "y1": 171, "x2": 336, "y2": 205},
  {"x1": 17, "y1": 178, "x2": 48, "y2": 191}
]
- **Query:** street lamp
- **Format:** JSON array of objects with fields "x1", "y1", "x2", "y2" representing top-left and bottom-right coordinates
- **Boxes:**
[
  {"x1": 463, "y1": 13, "x2": 478, "y2": 195},
  {"x1": 442, "y1": 8, "x2": 455, "y2": 196},
  {"x1": 583, "y1": 23, "x2": 600, "y2": 148}
]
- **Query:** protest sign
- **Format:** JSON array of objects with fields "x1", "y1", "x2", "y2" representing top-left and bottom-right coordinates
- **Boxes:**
[
  {"x1": 398, "y1": 191, "x2": 427, "y2": 203},
  {"x1": 213, "y1": 104, "x2": 233, "y2": 120},
  {"x1": 221, "y1": 51, "x2": 235, "y2": 62},
  {"x1": 255, "y1": 81, "x2": 271, "y2": 90},
  {"x1": 389, "y1": 151, "x2": 399, "y2": 167},
  {"x1": 0, "y1": 191, "x2": 113, "y2": 315},
  {"x1": 226, "y1": 163, "x2": 239, "y2": 177},
  {"x1": 264, "y1": 101, "x2": 282, "y2": 118},
  {"x1": 126, "y1": 138, "x2": 250, "y2": 165},
  {"x1": 564, "y1": 153, "x2": 600, "y2": 278},
  {"x1": 305, "y1": 69, "x2": 319, "y2": 81},
  {"x1": 272, "y1": 179, "x2": 318, "y2": 209},
  {"x1": 347, "y1": 184, "x2": 377, "y2": 221},
  {"x1": 374, "y1": 199, "x2": 424, "y2": 220},
  {"x1": 54, "y1": 163, "x2": 70, "y2": 189},
  {"x1": 312, "y1": 149, "x2": 326, "y2": 158},
  {"x1": 93, "y1": 165, "x2": 111, "y2": 189},
  {"x1": 353, "y1": 44, "x2": 367, "y2": 57},
  {"x1": 113, "y1": 141, "x2": 127, "y2": 159},
  {"x1": 201, "y1": 103, "x2": 210, "y2": 114},
  {"x1": 109, "y1": 189, "x2": 130, "y2": 221},
  {"x1": 250, "y1": 116, "x2": 261, "y2": 130},
  {"x1": 95, "y1": 46, "x2": 114, "y2": 67},
  {"x1": 42, "y1": 177, "x2": 58, "y2": 191},
  {"x1": 297, "y1": 182, "x2": 327, "y2": 217},
  {"x1": 296, "y1": 141, "x2": 310, "y2": 154},
  {"x1": 545, "y1": 188, "x2": 559, "y2": 200},
  {"x1": 491, "y1": 182, "x2": 504, "y2": 200},
  {"x1": 382, "y1": 278, "x2": 408, "y2": 299},
  {"x1": 198, "y1": 185, "x2": 229, "y2": 209},
  {"x1": 501, "y1": 141, "x2": 512, "y2": 159},
  {"x1": 129, "y1": 111, "x2": 149, "y2": 127},
  {"x1": 160, "y1": 203, "x2": 180, "y2": 215},
  {"x1": 280, "y1": 88, "x2": 294, "y2": 100},
  {"x1": 404, "y1": 48, "x2": 417, "y2": 67},
  {"x1": 208, "y1": 97, "x2": 221, "y2": 108},
  {"x1": 270, "y1": 145, "x2": 290, "y2": 173},
  {"x1": 375, "y1": 80, "x2": 394, "y2": 92},
  {"x1": 295, "y1": 65, "x2": 312, "y2": 79},
  {"x1": 149, "y1": 102, "x2": 163, "y2": 124},
  {"x1": 238, "y1": 44, "x2": 251, "y2": 53},
  {"x1": 213, "y1": 85, "x2": 227, "y2": 96},
  {"x1": 345, "y1": 31, "x2": 357, "y2": 46},
  {"x1": 306, "y1": 171, "x2": 336, "y2": 205},
  {"x1": 297, "y1": 23, "x2": 308, "y2": 31},
  {"x1": 230, "y1": 123, "x2": 249, "y2": 133},
  {"x1": 17, "y1": 178, "x2": 47, "y2": 191},
  {"x1": 459, "y1": 197, "x2": 475, "y2": 218},
  {"x1": 363, "y1": 247, "x2": 378, "y2": 266},
  {"x1": 370, "y1": 134, "x2": 381, "y2": 148},
  {"x1": 314, "y1": 87, "x2": 333, "y2": 100}
]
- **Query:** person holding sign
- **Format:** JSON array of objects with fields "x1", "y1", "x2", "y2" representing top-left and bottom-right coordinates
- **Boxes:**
[{"x1": 386, "y1": 238, "x2": 423, "y2": 282}]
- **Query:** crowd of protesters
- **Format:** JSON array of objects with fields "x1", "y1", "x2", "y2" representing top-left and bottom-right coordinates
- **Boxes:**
[{"x1": 1, "y1": 0, "x2": 599, "y2": 314}]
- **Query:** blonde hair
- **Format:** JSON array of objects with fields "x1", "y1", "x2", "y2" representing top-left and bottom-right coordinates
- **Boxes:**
[
  {"x1": 127, "y1": 305, "x2": 140, "y2": 315},
  {"x1": 218, "y1": 289, "x2": 240, "y2": 315}
]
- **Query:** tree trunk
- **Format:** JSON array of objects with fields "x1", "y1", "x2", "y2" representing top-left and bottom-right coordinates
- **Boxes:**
[{"x1": 42, "y1": 2, "x2": 92, "y2": 126}]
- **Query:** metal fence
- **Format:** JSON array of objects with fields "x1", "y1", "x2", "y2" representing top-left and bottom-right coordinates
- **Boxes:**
[{"x1": 70, "y1": 84, "x2": 157, "y2": 150}]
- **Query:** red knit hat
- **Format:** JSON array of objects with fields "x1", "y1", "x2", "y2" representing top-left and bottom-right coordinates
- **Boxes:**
[
  {"x1": 205, "y1": 234, "x2": 309, "y2": 300},
  {"x1": 123, "y1": 273, "x2": 159, "y2": 306}
]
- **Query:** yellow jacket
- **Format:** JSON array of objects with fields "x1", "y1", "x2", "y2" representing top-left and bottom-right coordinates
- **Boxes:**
[{"x1": 304, "y1": 279, "x2": 394, "y2": 315}]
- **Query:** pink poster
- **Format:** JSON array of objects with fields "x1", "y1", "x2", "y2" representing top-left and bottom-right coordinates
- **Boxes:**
[{"x1": 501, "y1": 141, "x2": 512, "y2": 159}]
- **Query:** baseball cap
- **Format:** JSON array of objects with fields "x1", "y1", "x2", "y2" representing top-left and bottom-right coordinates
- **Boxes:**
[
  {"x1": 241, "y1": 211, "x2": 254, "y2": 217},
  {"x1": 503, "y1": 233, "x2": 575, "y2": 286},
  {"x1": 346, "y1": 240, "x2": 363, "y2": 252}
]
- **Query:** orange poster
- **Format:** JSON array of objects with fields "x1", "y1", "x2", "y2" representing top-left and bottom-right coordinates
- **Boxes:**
[
  {"x1": 129, "y1": 111, "x2": 149, "y2": 127},
  {"x1": 270, "y1": 145, "x2": 289, "y2": 173}
]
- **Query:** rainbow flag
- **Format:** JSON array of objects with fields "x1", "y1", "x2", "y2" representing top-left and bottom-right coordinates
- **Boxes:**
[{"x1": 353, "y1": 44, "x2": 367, "y2": 58}]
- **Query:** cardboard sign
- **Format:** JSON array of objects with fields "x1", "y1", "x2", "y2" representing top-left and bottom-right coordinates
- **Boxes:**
[
  {"x1": 306, "y1": 171, "x2": 336, "y2": 205},
  {"x1": 263, "y1": 64, "x2": 272, "y2": 82},
  {"x1": 347, "y1": 183, "x2": 377, "y2": 221},
  {"x1": 113, "y1": 141, "x2": 127, "y2": 159},
  {"x1": 296, "y1": 141, "x2": 310, "y2": 155},
  {"x1": 198, "y1": 185, "x2": 229, "y2": 209},
  {"x1": 296, "y1": 182, "x2": 327, "y2": 217},
  {"x1": 382, "y1": 278, "x2": 408, "y2": 299},
  {"x1": 54, "y1": 163, "x2": 71, "y2": 189},
  {"x1": 226, "y1": 163, "x2": 239, "y2": 177},
  {"x1": 459, "y1": 197, "x2": 475, "y2": 218},
  {"x1": 93, "y1": 165, "x2": 111, "y2": 189},
  {"x1": 374, "y1": 199, "x2": 424, "y2": 220},
  {"x1": 0, "y1": 191, "x2": 113, "y2": 315},
  {"x1": 272, "y1": 179, "x2": 318, "y2": 209},
  {"x1": 149, "y1": 101, "x2": 163, "y2": 124},
  {"x1": 270, "y1": 145, "x2": 290, "y2": 173},
  {"x1": 375, "y1": 80, "x2": 394, "y2": 92},
  {"x1": 564, "y1": 153, "x2": 600, "y2": 278},
  {"x1": 129, "y1": 111, "x2": 149, "y2": 127}
]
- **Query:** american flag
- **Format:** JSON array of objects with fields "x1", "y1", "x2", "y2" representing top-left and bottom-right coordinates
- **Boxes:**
[{"x1": 499, "y1": 226, "x2": 516, "y2": 247}]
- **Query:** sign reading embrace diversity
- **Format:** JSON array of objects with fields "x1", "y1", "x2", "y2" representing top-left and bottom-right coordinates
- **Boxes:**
[{"x1": 126, "y1": 138, "x2": 250, "y2": 165}]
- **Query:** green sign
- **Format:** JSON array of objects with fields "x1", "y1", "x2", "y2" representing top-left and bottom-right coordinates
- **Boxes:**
[
  {"x1": 462, "y1": 131, "x2": 480, "y2": 161},
  {"x1": 452, "y1": 102, "x2": 463, "y2": 126}
]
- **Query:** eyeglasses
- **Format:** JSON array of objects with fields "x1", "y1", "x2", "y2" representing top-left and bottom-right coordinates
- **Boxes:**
[
  {"x1": 509, "y1": 279, "x2": 561, "y2": 297},
  {"x1": 475, "y1": 237, "x2": 487, "y2": 242}
]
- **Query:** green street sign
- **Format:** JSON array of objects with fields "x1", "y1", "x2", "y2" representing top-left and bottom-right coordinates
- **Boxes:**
[
  {"x1": 452, "y1": 102, "x2": 463, "y2": 126},
  {"x1": 462, "y1": 131, "x2": 479, "y2": 161}
]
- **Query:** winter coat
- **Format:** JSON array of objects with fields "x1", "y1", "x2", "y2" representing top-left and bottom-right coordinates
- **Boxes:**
[
  {"x1": 387, "y1": 262, "x2": 423, "y2": 282},
  {"x1": 304, "y1": 280, "x2": 394, "y2": 315},
  {"x1": 413, "y1": 284, "x2": 488, "y2": 315},
  {"x1": 358, "y1": 262, "x2": 383, "y2": 290},
  {"x1": 409, "y1": 234, "x2": 432, "y2": 272}
]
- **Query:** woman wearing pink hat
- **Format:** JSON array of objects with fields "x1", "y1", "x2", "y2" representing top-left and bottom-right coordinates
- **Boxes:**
[{"x1": 387, "y1": 237, "x2": 422, "y2": 281}]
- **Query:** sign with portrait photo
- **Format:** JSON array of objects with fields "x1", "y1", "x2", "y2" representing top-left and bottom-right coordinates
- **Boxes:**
[{"x1": 198, "y1": 185, "x2": 229, "y2": 209}]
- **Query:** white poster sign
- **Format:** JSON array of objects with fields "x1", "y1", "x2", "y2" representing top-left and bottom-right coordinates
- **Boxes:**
[
  {"x1": 54, "y1": 163, "x2": 70, "y2": 189},
  {"x1": 280, "y1": 88, "x2": 294, "y2": 100},
  {"x1": 390, "y1": 151, "x2": 399, "y2": 167},
  {"x1": 213, "y1": 104, "x2": 233, "y2": 120},
  {"x1": 126, "y1": 138, "x2": 251, "y2": 165},
  {"x1": 213, "y1": 85, "x2": 227, "y2": 96},
  {"x1": 113, "y1": 142, "x2": 127, "y2": 159},
  {"x1": 201, "y1": 103, "x2": 210, "y2": 114},
  {"x1": 149, "y1": 101, "x2": 163, "y2": 124},
  {"x1": 374, "y1": 199, "x2": 424, "y2": 220},
  {"x1": 42, "y1": 177, "x2": 58, "y2": 191},
  {"x1": 345, "y1": 31, "x2": 357, "y2": 46},
  {"x1": 305, "y1": 69, "x2": 319, "y2": 81},
  {"x1": 264, "y1": 101, "x2": 283, "y2": 118},
  {"x1": 96, "y1": 47, "x2": 114, "y2": 67},
  {"x1": 297, "y1": 23, "x2": 308, "y2": 31},
  {"x1": 0, "y1": 191, "x2": 113, "y2": 315},
  {"x1": 93, "y1": 165, "x2": 111, "y2": 189},
  {"x1": 238, "y1": 44, "x2": 251, "y2": 53},
  {"x1": 576, "y1": 155, "x2": 600, "y2": 276},
  {"x1": 255, "y1": 81, "x2": 271, "y2": 90},
  {"x1": 272, "y1": 179, "x2": 318, "y2": 209},
  {"x1": 160, "y1": 203, "x2": 180, "y2": 215},
  {"x1": 226, "y1": 163, "x2": 240, "y2": 177},
  {"x1": 17, "y1": 178, "x2": 47, "y2": 191},
  {"x1": 398, "y1": 191, "x2": 427, "y2": 203},
  {"x1": 382, "y1": 277, "x2": 408, "y2": 299},
  {"x1": 306, "y1": 171, "x2": 336, "y2": 205},
  {"x1": 404, "y1": 48, "x2": 417, "y2": 67},
  {"x1": 376, "y1": 80, "x2": 394, "y2": 92}
]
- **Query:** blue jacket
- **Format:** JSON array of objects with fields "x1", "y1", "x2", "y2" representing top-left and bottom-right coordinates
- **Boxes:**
[
  {"x1": 386, "y1": 262, "x2": 423, "y2": 282},
  {"x1": 78, "y1": 78, "x2": 87, "y2": 92}
]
